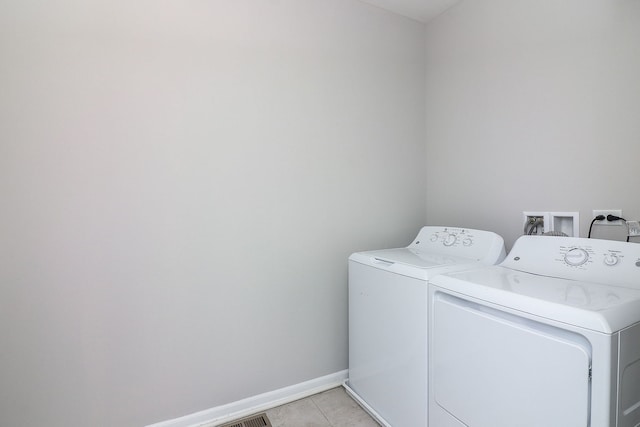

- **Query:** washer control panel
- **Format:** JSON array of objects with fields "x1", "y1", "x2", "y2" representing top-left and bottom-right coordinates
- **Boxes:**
[
  {"x1": 426, "y1": 228, "x2": 474, "y2": 247},
  {"x1": 503, "y1": 236, "x2": 640, "y2": 289},
  {"x1": 408, "y1": 226, "x2": 506, "y2": 264}
]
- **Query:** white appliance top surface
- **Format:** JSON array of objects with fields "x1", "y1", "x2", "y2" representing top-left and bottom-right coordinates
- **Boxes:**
[
  {"x1": 354, "y1": 247, "x2": 472, "y2": 269},
  {"x1": 431, "y1": 236, "x2": 640, "y2": 333},
  {"x1": 349, "y1": 226, "x2": 506, "y2": 280}
]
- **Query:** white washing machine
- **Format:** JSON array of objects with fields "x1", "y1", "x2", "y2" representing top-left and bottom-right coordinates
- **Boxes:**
[
  {"x1": 429, "y1": 235, "x2": 640, "y2": 427},
  {"x1": 345, "y1": 226, "x2": 506, "y2": 427}
]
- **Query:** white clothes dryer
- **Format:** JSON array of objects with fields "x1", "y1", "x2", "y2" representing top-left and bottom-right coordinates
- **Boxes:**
[
  {"x1": 345, "y1": 226, "x2": 506, "y2": 427},
  {"x1": 429, "y1": 235, "x2": 640, "y2": 427}
]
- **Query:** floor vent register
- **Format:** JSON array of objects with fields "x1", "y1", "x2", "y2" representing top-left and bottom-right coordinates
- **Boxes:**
[{"x1": 218, "y1": 413, "x2": 272, "y2": 427}]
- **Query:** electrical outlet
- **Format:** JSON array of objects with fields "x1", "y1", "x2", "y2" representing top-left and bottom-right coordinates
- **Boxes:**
[
  {"x1": 593, "y1": 210, "x2": 624, "y2": 226},
  {"x1": 627, "y1": 221, "x2": 640, "y2": 236}
]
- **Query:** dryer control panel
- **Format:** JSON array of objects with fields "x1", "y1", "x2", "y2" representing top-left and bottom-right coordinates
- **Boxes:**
[{"x1": 502, "y1": 236, "x2": 640, "y2": 290}]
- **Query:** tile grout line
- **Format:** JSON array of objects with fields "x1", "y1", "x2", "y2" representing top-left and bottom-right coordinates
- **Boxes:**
[{"x1": 309, "y1": 394, "x2": 336, "y2": 427}]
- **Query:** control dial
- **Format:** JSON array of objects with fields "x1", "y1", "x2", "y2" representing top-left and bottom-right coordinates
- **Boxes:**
[
  {"x1": 443, "y1": 233, "x2": 457, "y2": 246},
  {"x1": 564, "y1": 248, "x2": 589, "y2": 266},
  {"x1": 604, "y1": 254, "x2": 619, "y2": 266}
]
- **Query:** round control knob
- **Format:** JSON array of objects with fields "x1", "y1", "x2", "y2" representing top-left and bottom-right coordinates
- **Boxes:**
[
  {"x1": 443, "y1": 234, "x2": 457, "y2": 246},
  {"x1": 430, "y1": 234, "x2": 438, "y2": 242},
  {"x1": 564, "y1": 248, "x2": 589, "y2": 266},
  {"x1": 604, "y1": 254, "x2": 619, "y2": 266},
  {"x1": 462, "y1": 238, "x2": 473, "y2": 246}
]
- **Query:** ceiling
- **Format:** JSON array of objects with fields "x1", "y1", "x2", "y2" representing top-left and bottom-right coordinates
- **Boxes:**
[{"x1": 359, "y1": 0, "x2": 461, "y2": 23}]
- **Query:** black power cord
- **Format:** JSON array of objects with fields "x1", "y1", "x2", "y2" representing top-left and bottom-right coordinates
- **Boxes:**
[
  {"x1": 588, "y1": 214, "x2": 635, "y2": 242},
  {"x1": 607, "y1": 215, "x2": 630, "y2": 242},
  {"x1": 588, "y1": 215, "x2": 605, "y2": 238}
]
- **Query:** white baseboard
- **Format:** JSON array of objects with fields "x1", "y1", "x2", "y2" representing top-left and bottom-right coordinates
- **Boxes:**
[
  {"x1": 145, "y1": 370, "x2": 348, "y2": 427},
  {"x1": 343, "y1": 380, "x2": 391, "y2": 427}
]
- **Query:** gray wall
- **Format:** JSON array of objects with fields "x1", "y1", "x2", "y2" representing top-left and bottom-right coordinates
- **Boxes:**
[
  {"x1": 425, "y1": 0, "x2": 640, "y2": 248},
  {"x1": 4, "y1": 1, "x2": 640, "y2": 426},
  {"x1": 0, "y1": 1, "x2": 426, "y2": 426}
]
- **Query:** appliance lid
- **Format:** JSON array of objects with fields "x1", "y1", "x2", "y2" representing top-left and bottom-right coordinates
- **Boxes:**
[
  {"x1": 431, "y1": 265, "x2": 640, "y2": 333},
  {"x1": 351, "y1": 247, "x2": 473, "y2": 269},
  {"x1": 349, "y1": 248, "x2": 479, "y2": 281}
]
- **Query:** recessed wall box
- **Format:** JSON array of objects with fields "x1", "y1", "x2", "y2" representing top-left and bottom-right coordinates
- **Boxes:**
[{"x1": 549, "y1": 212, "x2": 579, "y2": 237}]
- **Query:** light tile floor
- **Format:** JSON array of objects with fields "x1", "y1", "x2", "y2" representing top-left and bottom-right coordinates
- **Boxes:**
[{"x1": 264, "y1": 386, "x2": 381, "y2": 427}]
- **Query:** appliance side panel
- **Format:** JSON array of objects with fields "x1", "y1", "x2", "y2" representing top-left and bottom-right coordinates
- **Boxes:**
[
  {"x1": 619, "y1": 323, "x2": 640, "y2": 427},
  {"x1": 348, "y1": 260, "x2": 427, "y2": 427}
]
